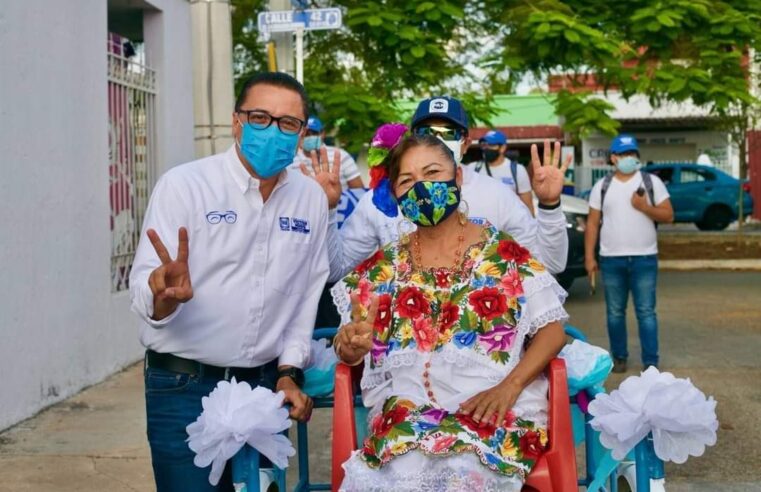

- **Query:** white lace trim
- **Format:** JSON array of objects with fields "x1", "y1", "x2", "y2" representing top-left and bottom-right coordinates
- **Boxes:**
[
  {"x1": 331, "y1": 280, "x2": 352, "y2": 326},
  {"x1": 522, "y1": 271, "x2": 568, "y2": 304},
  {"x1": 340, "y1": 452, "x2": 523, "y2": 492},
  {"x1": 527, "y1": 305, "x2": 569, "y2": 338}
]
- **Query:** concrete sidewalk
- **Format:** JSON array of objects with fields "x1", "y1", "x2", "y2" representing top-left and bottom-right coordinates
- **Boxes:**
[{"x1": 0, "y1": 363, "x2": 153, "y2": 491}]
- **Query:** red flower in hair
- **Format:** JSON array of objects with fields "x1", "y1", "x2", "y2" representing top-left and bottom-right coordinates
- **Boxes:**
[{"x1": 369, "y1": 166, "x2": 388, "y2": 189}]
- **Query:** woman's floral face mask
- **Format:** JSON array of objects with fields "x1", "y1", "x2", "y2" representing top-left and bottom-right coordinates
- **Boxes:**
[{"x1": 397, "y1": 179, "x2": 461, "y2": 227}]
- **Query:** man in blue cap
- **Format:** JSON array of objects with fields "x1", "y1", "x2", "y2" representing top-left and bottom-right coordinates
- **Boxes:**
[
  {"x1": 584, "y1": 133, "x2": 674, "y2": 373},
  {"x1": 311, "y1": 95, "x2": 571, "y2": 283},
  {"x1": 290, "y1": 116, "x2": 365, "y2": 190},
  {"x1": 474, "y1": 130, "x2": 534, "y2": 215}
]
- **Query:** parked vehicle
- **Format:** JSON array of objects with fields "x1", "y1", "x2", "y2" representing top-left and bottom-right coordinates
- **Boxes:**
[
  {"x1": 645, "y1": 163, "x2": 753, "y2": 230},
  {"x1": 537, "y1": 194, "x2": 589, "y2": 290}
]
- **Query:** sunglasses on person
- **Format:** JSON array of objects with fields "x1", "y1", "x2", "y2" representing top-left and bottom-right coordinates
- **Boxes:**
[{"x1": 414, "y1": 125, "x2": 465, "y2": 142}]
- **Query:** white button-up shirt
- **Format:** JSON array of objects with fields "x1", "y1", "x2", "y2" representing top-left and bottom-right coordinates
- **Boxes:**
[
  {"x1": 130, "y1": 146, "x2": 329, "y2": 368},
  {"x1": 326, "y1": 167, "x2": 568, "y2": 282}
]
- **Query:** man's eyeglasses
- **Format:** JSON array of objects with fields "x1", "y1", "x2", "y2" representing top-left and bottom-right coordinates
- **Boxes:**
[
  {"x1": 238, "y1": 110, "x2": 305, "y2": 135},
  {"x1": 414, "y1": 125, "x2": 465, "y2": 142}
]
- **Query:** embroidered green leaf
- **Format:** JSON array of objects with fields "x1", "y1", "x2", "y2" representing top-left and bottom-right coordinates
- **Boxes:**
[
  {"x1": 387, "y1": 421, "x2": 416, "y2": 440},
  {"x1": 432, "y1": 206, "x2": 445, "y2": 224},
  {"x1": 490, "y1": 350, "x2": 510, "y2": 364},
  {"x1": 449, "y1": 285, "x2": 467, "y2": 305},
  {"x1": 417, "y1": 213, "x2": 432, "y2": 226},
  {"x1": 446, "y1": 191, "x2": 458, "y2": 205}
]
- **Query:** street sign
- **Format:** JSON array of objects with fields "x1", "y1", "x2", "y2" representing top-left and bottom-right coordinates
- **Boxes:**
[{"x1": 257, "y1": 8, "x2": 342, "y2": 34}]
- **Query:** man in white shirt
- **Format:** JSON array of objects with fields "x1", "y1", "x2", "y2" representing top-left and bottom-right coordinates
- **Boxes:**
[
  {"x1": 290, "y1": 116, "x2": 364, "y2": 190},
  {"x1": 474, "y1": 130, "x2": 535, "y2": 215},
  {"x1": 129, "y1": 72, "x2": 329, "y2": 491},
  {"x1": 584, "y1": 134, "x2": 674, "y2": 374},
  {"x1": 309, "y1": 96, "x2": 570, "y2": 283}
]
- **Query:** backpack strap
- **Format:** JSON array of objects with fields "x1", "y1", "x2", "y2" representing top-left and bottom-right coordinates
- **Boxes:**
[
  {"x1": 640, "y1": 171, "x2": 658, "y2": 228},
  {"x1": 599, "y1": 173, "x2": 614, "y2": 225},
  {"x1": 510, "y1": 159, "x2": 519, "y2": 193},
  {"x1": 641, "y1": 171, "x2": 655, "y2": 205}
]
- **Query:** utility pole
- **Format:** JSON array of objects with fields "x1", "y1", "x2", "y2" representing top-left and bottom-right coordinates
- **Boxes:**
[
  {"x1": 190, "y1": 0, "x2": 235, "y2": 158},
  {"x1": 268, "y1": 0, "x2": 294, "y2": 78}
]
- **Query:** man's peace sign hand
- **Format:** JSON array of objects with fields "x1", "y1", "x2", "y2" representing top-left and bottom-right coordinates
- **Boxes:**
[
  {"x1": 146, "y1": 227, "x2": 193, "y2": 320},
  {"x1": 531, "y1": 139, "x2": 572, "y2": 206},
  {"x1": 299, "y1": 145, "x2": 342, "y2": 209},
  {"x1": 335, "y1": 293, "x2": 377, "y2": 365}
]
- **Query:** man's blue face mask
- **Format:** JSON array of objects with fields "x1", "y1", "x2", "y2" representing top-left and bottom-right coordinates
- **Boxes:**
[
  {"x1": 236, "y1": 119, "x2": 300, "y2": 179},
  {"x1": 303, "y1": 135, "x2": 322, "y2": 153}
]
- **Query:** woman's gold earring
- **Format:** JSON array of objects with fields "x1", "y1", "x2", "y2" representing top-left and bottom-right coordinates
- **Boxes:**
[{"x1": 458, "y1": 199, "x2": 470, "y2": 225}]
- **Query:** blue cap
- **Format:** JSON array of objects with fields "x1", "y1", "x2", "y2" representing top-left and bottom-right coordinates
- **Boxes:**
[
  {"x1": 610, "y1": 133, "x2": 639, "y2": 154},
  {"x1": 480, "y1": 130, "x2": 507, "y2": 145},
  {"x1": 411, "y1": 96, "x2": 469, "y2": 130},
  {"x1": 306, "y1": 116, "x2": 323, "y2": 132}
]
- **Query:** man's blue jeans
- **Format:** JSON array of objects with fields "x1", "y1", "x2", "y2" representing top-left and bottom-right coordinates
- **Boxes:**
[
  {"x1": 599, "y1": 255, "x2": 659, "y2": 366},
  {"x1": 144, "y1": 359, "x2": 277, "y2": 492}
]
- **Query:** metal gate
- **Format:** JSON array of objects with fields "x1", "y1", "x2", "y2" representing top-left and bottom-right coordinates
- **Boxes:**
[{"x1": 107, "y1": 33, "x2": 158, "y2": 292}]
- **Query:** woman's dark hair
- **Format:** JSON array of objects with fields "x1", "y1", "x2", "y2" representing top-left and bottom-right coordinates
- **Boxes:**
[
  {"x1": 386, "y1": 134, "x2": 457, "y2": 185},
  {"x1": 234, "y1": 72, "x2": 309, "y2": 120}
]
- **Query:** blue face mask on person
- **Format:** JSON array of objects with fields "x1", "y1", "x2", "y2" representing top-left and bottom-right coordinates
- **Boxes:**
[
  {"x1": 615, "y1": 156, "x2": 640, "y2": 175},
  {"x1": 303, "y1": 135, "x2": 322, "y2": 153},
  {"x1": 236, "y1": 121, "x2": 300, "y2": 179},
  {"x1": 397, "y1": 179, "x2": 461, "y2": 227}
]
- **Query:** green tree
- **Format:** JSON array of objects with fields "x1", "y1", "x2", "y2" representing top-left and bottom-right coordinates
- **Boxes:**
[
  {"x1": 493, "y1": 0, "x2": 761, "y2": 135},
  {"x1": 231, "y1": 1, "x2": 497, "y2": 152}
]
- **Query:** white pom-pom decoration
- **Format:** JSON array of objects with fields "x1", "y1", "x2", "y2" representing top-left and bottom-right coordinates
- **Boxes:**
[
  {"x1": 589, "y1": 367, "x2": 718, "y2": 463},
  {"x1": 308, "y1": 338, "x2": 338, "y2": 370},
  {"x1": 186, "y1": 378, "x2": 296, "y2": 485}
]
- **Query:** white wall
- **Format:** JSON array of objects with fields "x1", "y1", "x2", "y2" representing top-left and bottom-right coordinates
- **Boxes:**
[{"x1": 0, "y1": 0, "x2": 194, "y2": 431}]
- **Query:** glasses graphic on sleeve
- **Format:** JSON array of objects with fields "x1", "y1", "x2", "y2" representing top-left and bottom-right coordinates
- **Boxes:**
[{"x1": 206, "y1": 211, "x2": 238, "y2": 224}]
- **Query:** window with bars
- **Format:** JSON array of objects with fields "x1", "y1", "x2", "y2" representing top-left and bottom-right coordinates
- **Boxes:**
[{"x1": 108, "y1": 33, "x2": 158, "y2": 292}]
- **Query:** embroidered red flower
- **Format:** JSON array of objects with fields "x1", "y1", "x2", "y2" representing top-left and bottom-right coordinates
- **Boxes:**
[
  {"x1": 356, "y1": 250, "x2": 385, "y2": 275},
  {"x1": 396, "y1": 286, "x2": 430, "y2": 319},
  {"x1": 356, "y1": 278, "x2": 373, "y2": 305},
  {"x1": 430, "y1": 434, "x2": 458, "y2": 453},
  {"x1": 374, "y1": 294, "x2": 392, "y2": 333},
  {"x1": 439, "y1": 302, "x2": 460, "y2": 332},
  {"x1": 434, "y1": 269, "x2": 450, "y2": 288},
  {"x1": 468, "y1": 287, "x2": 507, "y2": 320},
  {"x1": 456, "y1": 413, "x2": 497, "y2": 440},
  {"x1": 413, "y1": 317, "x2": 437, "y2": 351},
  {"x1": 520, "y1": 430, "x2": 544, "y2": 461},
  {"x1": 500, "y1": 268, "x2": 524, "y2": 298},
  {"x1": 373, "y1": 405, "x2": 410, "y2": 437},
  {"x1": 497, "y1": 240, "x2": 531, "y2": 264}
]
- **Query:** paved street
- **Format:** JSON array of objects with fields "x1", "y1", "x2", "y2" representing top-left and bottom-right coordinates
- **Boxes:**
[{"x1": 0, "y1": 271, "x2": 759, "y2": 491}]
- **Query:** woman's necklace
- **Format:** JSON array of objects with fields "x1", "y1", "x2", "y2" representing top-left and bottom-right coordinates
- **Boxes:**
[{"x1": 412, "y1": 213, "x2": 467, "y2": 271}]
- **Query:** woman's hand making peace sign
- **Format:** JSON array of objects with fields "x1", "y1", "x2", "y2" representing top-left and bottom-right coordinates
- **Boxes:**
[
  {"x1": 335, "y1": 293, "x2": 378, "y2": 366},
  {"x1": 146, "y1": 227, "x2": 193, "y2": 320}
]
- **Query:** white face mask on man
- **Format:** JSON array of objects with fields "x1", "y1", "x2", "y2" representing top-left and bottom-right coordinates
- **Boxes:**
[{"x1": 438, "y1": 137, "x2": 464, "y2": 165}]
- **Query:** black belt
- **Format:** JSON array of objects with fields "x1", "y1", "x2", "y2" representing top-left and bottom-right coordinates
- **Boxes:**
[{"x1": 145, "y1": 350, "x2": 275, "y2": 381}]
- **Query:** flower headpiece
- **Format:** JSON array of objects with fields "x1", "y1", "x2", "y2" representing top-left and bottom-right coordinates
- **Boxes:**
[{"x1": 368, "y1": 122, "x2": 408, "y2": 218}]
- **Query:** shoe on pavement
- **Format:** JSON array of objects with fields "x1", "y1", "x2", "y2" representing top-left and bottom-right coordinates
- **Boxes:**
[{"x1": 612, "y1": 358, "x2": 627, "y2": 373}]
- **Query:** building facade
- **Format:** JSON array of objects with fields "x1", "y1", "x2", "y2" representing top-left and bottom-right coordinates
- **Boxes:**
[{"x1": 0, "y1": 0, "x2": 195, "y2": 430}]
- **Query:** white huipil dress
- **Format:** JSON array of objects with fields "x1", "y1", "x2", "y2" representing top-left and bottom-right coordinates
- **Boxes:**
[{"x1": 332, "y1": 226, "x2": 568, "y2": 492}]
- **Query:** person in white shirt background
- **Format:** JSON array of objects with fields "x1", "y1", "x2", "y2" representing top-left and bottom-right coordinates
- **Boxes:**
[
  {"x1": 306, "y1": 96, "x2": 571, "y2": 285},
  {"x1": 129, "y1": 72, "x2": 328, "y2": 492},
  {"x1": 584, "y1": 134, "x2": 674, "y2": 374},
  {"x1": 290, "y1": 116, "x2": 365, "y2": 190},
  {"x1": 474, "y1": 130, "x2": 535, "y2": 216}
]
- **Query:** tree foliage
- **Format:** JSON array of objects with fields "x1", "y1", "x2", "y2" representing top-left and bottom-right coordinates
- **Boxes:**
[{"x1": 231, "y1": 0, "x2": 761, "y2": 150}]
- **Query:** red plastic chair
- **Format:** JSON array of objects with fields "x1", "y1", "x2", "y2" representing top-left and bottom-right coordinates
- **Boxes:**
[{"x1": 331, "y1": 358, "x2": 577, "y2": 492}]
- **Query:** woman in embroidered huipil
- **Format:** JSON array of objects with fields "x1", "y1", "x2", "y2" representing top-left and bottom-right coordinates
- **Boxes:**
[{"x1": 332, "y1": 134, "x2": 569, "y2": 492}]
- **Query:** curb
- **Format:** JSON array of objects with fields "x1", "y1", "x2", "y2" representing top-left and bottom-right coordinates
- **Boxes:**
[{"x1": 659, "y1": 259, "x2": 761, "y2": 271}]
